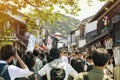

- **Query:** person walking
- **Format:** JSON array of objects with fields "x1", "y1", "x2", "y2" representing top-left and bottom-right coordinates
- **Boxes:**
[
  {"x1": 71, "y1": 51, "x2": 84, "y2": 73},
  {"x1": 0, "y1": 44, "x2": 33, "y2": 80},
  {"x1": 38, "y1": 47, "x2": 78, "y2": 80},
  {"x1": 33, "y1": 50, "x2": 43, "y2": 73},
  {"x1": 74, "y1": 48, "x2": 113, "y2": 80}
]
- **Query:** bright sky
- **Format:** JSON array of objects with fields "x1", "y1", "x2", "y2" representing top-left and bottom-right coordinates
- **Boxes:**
[{"x1": 66, "y1": 0, "x2": 106, "y2": 20}]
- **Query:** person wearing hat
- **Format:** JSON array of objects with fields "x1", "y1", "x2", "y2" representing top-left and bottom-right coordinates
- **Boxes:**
[
  {"x1": 71, "y1": 51, "x2": 83, "y2": 66},
  {"x1": 38, "y1": 47, "x2": 78, "y2": 80},
  {"x1": 60, "y1": 50, "x2": 69, "y2": 64},
  {"x1": 71, "y1": 51, "x2": 85, "y2": 73}
]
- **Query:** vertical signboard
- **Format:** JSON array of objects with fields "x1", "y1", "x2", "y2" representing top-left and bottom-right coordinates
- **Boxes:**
[
  {"x1": 114, "y1": 47, "x2": 120, "y2": 65},
  {"x1": 26, "y1": 33, "x2": 36, "y2": 52}
]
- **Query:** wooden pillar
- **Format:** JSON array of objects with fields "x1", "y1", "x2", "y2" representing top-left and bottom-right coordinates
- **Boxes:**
[
  {"x1": 113, "y1": 46, "x2": 120, "y2": 80},
  {"x1": 114, "y1": 66, "x2": 120, "y2": 80}
]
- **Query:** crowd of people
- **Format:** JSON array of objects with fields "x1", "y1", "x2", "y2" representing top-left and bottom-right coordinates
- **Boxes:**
[{"x1": 0, "y1": 44, "x2": 115, "y2": 80}]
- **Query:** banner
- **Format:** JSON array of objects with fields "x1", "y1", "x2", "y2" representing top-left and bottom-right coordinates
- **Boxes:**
[{"x1": 26, "y1": 33, "x2": 36, "y2": 52}]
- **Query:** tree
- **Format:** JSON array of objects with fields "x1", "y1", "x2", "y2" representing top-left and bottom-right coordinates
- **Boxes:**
[
  {"x1": 0, "y1": 0, "x2": 108, "y2": 29},
  {"x1": 0, "y1": 0, "x2": 80, "y2": 25},
  {"x1": 0, "y1": 0, "x2": 109, "y2": 47}
]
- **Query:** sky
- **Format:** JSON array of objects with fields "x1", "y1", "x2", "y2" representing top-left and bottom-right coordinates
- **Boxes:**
[{"x1": 65, "y1": 0, "x2": 106, "y2": 20}]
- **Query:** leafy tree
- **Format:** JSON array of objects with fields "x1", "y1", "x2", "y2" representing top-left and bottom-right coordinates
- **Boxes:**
[
  {"x1": 0, "y1": 0, "x2": 79, "y2": 46},
  {"x1": 0, "y1": 0, "x2": 108, "y2": 30},
  {"x1": 0, "y1": 0, "x2": 80, "y2": 26},
  {"x1": 0, "y1": 0, "x2": 81, "y2": 39},
  {"x1": 0, "y1": 0, "x2": 109, "y2": 45}
]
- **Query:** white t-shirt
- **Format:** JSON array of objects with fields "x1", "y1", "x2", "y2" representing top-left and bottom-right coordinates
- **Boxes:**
[
  {"x1": 61, "y1": 56, "x2": 69, "y2": 64},
  {"x1": 33, "y1": 57, "x2": 43, "y2": 73},
  {"x1": 38, "y1": 58, "x2": 78, "y2": 80},
  {"x1": 0, "y1": 60, "x2": 33, "y2": 80},
  {"x1": 106, "y1": 64, "x2": 113, "y2": 73}
]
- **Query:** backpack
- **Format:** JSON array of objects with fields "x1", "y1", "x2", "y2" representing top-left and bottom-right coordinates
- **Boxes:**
[
  {"x1": 71, "y1": 58, "x2": 84, "y2": 73},
  {"x1": 50, "y1": 67, "x2": 65, "y2": 80},
  {"x1": 0, "y1": 65, "x2": 9, "y2": 80},
  {"x1": 15, "y1": 73, "x2": 42, "y2": 80}
]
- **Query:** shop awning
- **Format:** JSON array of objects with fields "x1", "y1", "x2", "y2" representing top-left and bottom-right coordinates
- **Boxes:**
[{"x1": 84, "y1": 31, "x2": 111, "y2": 47}]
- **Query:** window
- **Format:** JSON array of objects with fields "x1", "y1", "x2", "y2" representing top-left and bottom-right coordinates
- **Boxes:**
[{"x1": 80, "y1": 26, "x2": 85, "y2": 38}]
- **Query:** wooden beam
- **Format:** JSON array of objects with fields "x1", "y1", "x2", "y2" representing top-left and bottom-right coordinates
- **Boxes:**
[{"x1": 98, "y1": 1, "x2": 120, "y2": 21}]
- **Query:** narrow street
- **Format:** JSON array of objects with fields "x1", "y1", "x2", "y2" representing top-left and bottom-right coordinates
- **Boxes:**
[{"x1": 0, "y1": 0, "x2": 120, "y2": 80}]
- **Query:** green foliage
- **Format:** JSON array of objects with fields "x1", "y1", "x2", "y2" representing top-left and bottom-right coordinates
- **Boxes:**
[
  {"x1": 0, "y1": 0, "x2": 108, "y2": 43},
  {"x1": 46, "y1": 14, "x2": 80, "y2": 38},
  {"x1": 0, "y1": 0, "x2": 80, "y2": 32},
  {"x1": 0, "y1": 12, "x2": 15, "y2": 36},
  {"x1": 87, "y1": 0, "x2": 93, "y2": 6}
]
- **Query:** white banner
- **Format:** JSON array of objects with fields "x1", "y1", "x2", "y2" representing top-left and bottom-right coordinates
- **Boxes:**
[
  {"x1": 85, "y1": 20, "x2": 97, "y2": 33},
  {"x1": 26, "y1": 34, "x2": 36, "y2": 52},
  {"x1": 79, "y1": 39, "x2": 86, "y2": 47}
]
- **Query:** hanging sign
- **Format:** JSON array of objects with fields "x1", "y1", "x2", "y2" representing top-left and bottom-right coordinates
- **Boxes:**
[
  {"x1": 113, "y1": 47, "x2": 120, "y2": 65},
  {"x1": 26, "y1": 33, "x2": 36, "y2": 53},
  {"x1": 105, "y1": 38, "x2": 113, "y2": 49}
]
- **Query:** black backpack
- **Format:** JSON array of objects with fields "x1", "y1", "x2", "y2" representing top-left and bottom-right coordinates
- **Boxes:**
[
  {"x1": 50, "y1": 67, "x2": 65, "y2": 80},
  {"x1": 15, "y1": 73, "x2": 42, "y2": 80},
  {"x1": 0, "y1": 65, "x2": 9, "y2": 80},
  {"x1": 71, "y1": 58, "x2": 84, "y2": 73}
]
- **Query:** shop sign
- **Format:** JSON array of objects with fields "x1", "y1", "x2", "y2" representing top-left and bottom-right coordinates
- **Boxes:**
[
  {"x1": 105, "y1": 38, "x2": 113, "y2": 49},
  {"x1": 26, "y1": 33, "x2": 36, "y2": 52},
  {"x1": 113, "y1": 47, "x2": 120, "y2": 65}
]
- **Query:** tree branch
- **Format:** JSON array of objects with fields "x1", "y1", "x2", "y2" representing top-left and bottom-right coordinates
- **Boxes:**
[{"x1": 25, "y1": 0, "x2": 40, "y2": 7}]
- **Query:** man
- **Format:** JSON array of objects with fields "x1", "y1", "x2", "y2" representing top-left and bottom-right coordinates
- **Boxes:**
[
  {"x1": 38, "y1": 47, "x2": 78, "y2": 80},
  {"x1": 74, "y1": 48, "x2": 113, "y2": 80},
  {"x1": 84, "y1": 55, "x2": 94, "y2": 72},
  {"x1": 0, "y1": 44, "x2": 33, "y2": 80},
  {"x1": 71, "y1": 51, "x2": 84, "y2": 73},
  {"x1": 33, "y1": 49, "x2": 43, "y2": 73},
  {"x1": 60, "y1": 50, "x2": 69, "y2": 64},
  {"x1": 71, "y1": 51, "x2": 83, "y2": 64}
]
